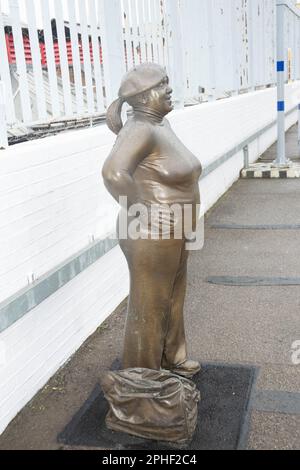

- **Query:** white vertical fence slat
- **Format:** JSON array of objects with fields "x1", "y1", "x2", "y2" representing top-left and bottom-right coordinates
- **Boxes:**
[
  {"x1": 248, "y1": 0, "x2": 255, "y2": 90},
  {"x1": 41, "y1": 0, "x2": 60, "y2": 117},
  {"x1": 218, "y1": 0, "x2": 233, "y2": 93},
  {"x1": 240, "y1": 0, "x2": 249, "y2": 90},
  {"x1": 261, "y1": 1, "x2": 267, "y2": 87},
  {"x1": 137, "y1": 0, "x2": 147, "y2": 62},
  {"x1": 294, "y1": 15, "x2": 297, "y2": 80},
  {"x1": 180, "y1": 0, "x2": 190, "y2": 99},
  {"x1": 9, "y1": 0, "x2": 32, "y2": 122},
  {"x1": 206, "y1": 0, "x2": 217, "y2": 99},
  {"x1": 157, "y1": 0, "x2": 165, "y2": 64},
  {"x1": 78, "y1": 0, "x2": 95, "y2": 114},
  {"x1": 192, "y1": 0, "x2": 204, "y2": 98},
  {"x1": 296, "y1": 17, "x2": 300, "y2": 79},
  {"x1": 192, "y1": 0, "x2": 201, "y2": 96},
  {"x1": 149, "y1": 0, "x2": 159, "y2": 63},
  {"x1": 67, "y1": 0, "x2": 84, "y2": 115},
  {"x1": 130, "y1": 0, "x2": 140, "y2": 65},
  {"x1": 285, "y1": 8, "x2": 290, "y2": 83},
  {"x1": 162, "y1": 0, "x2": 171, "y2": 68},
  {"x1": 293, "y1": 15, "x2": 296, "y2": 80},
  {"x1": 230, "y1": 0, "x2": 239, "y2": 94},
  {"x1": 123, "y1": 0, "x2": 134, "y2": 70},
  {"x1": 89, "y1": 0, "x2": 105, "y2": 112},
  {"x1": 292, "y1": 12, "x2": 296, "y2": 80},
  {"x1": 143, "y1": 0, "x2": 152, "y2": 62},
  {"x1": 255, "y1": 0, "x2": 262, "y2": 86},
  {"x1": 148, "y1": 0, "x2": 155, "y2": 61},
  {"x1": 268, "y1": 0, "x2": 276, "y2": 85},
  {"x1": 25, "y1": 0, "x2": 47, "y2": 121},
  {"x1": 0, "y1": 81, "x2": 8, "y2": 148},
  {"x1": 197, "y1": 0, "x2": 209, "y2": 95},
  {"x1": 0, "y1": 0, "x2": 15, "y2": 124},
  {"x1": 98, "y1": 0, "x2": 126, "y2": 105},
  {"x1": 165, "y1": 0, "x2": 184, "y2": 108},
  {"x1": 253, "y1": 0, "x2": 260, "y2": 88},
  {"x1": 292, "y1": 11, "x2": 296, "y2": 79},
  {"x1": 54, "y1": 0, "x2": 73, "y2": 115}
]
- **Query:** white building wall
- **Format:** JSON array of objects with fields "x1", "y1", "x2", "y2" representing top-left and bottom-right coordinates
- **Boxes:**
[
  {"x1": 0, "y1": 247, "x2": 128, "y2": 435},
  {"x1": 0, "y1": 81, "x2": 299, "y2": 434}
]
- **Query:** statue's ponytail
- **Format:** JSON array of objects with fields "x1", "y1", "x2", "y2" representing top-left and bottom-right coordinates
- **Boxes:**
[{"x1": 106, "y1": 97, "x2": 125, "y2": 135}]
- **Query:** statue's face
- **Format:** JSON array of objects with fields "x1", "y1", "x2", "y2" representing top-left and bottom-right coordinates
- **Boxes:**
[{"x1": 147, "y1": 76, "x2": 173, "y2": 115}]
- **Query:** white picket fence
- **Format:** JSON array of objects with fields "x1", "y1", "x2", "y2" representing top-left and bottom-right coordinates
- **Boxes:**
[{"x1": 0, "y1": 0, "x2": 300, "y2": 141}]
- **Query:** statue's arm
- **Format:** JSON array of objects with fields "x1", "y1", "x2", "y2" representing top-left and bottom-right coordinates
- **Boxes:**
[{"x1": 102, "y1": 122, "x2": 153, "y2": 207}]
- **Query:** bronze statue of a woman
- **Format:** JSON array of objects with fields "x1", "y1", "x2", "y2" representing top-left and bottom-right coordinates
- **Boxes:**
[{"x1": 102, "y1": 63, "x2": 202, "y2": 379}]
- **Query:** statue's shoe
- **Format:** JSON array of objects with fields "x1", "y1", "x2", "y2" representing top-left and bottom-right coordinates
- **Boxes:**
[{"x1": 164, "y1": 359, "x2": 201, "y2": 379}]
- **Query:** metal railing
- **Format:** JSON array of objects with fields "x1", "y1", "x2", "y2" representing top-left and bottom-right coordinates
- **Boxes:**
[{"x1": 0, "y1": 0, "x2": 300, "y2": 146}]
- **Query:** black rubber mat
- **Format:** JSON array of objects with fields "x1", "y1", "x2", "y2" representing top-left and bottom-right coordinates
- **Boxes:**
[{"x1": 57, "y1": 363, "x2": 257, "y2": 450}]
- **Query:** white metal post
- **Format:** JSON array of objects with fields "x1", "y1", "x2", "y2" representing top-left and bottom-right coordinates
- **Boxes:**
[
  {"x1": 165, "y1": 0, "x2": 185, "y2": 109},
  {"x1": 98, "y1": 0, "x2": 126, "y2": 106},
  {"x1": 276, "y1": 1, "x2": 287, "y2": 165},
  {"x1": 0, "y1": 81, "x2": 8, "y2": 149}
]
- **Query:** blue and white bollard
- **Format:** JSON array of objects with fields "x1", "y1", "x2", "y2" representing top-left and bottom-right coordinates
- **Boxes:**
[{"x1": 276, "y1": 2, "x2": 287, "y2": 166}]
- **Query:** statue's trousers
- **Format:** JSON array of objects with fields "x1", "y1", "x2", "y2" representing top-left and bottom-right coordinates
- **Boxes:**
[{"x1": 119, "y1": 236, "x2": 189, "y2": 370}]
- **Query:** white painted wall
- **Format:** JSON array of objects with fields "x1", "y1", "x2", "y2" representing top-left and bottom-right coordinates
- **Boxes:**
[
  {"x1": 0, "y1": 246, "x2": 128, "y2": 435},
  {"x1": 0, "y1": 81, "x2": 299, "y2": 435}
]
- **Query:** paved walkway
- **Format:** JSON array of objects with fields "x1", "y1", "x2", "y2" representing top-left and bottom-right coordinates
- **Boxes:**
[
  {"x1": 0, "y1": 126, "x2": 300, "y2": 450},
  {"x1": 259, "y1": 124, "x2": 300, "y2": 163}
]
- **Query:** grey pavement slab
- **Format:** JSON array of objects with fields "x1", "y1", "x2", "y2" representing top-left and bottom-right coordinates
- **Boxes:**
[
  {"x1": 253, "y1": 390, "x2": 300, "y2": 415},
  {"x1": 261, "y1": 124, "x2": 300, "y2": 162},
  {"x1": 256, "y1": 364, "x2": 300, "y2": 393},
  {"x1": 195, "y1": 229, "x2": 300, "y2": 278},
  {"x1": 248, "y1": 411, "x2": 300, "y2": 450},
  {"x1": 185, "y1": 284, "x2": 300, "y2": 365},
  {"x1": 208, "y1": 180, "x2": 300, "y2": 226}
]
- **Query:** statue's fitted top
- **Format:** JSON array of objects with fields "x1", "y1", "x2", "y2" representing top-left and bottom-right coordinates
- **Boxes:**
[{"x1": 104, "y1": 109, "x2": 202, "y2": 231}]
